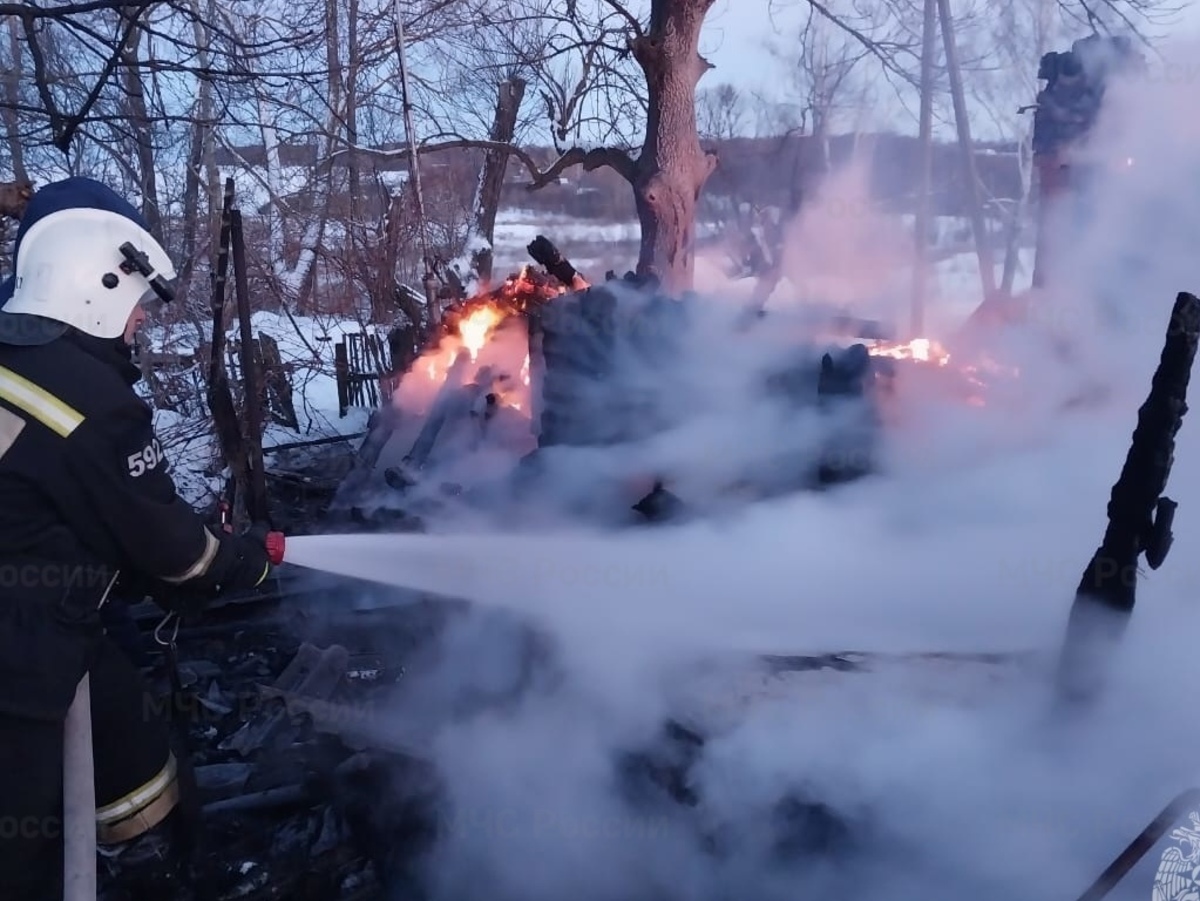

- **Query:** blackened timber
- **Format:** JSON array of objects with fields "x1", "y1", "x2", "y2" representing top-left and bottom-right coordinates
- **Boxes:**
[
  {"x1": 1057, "y1": 292, "x2": 1200, "y2": 702},
  {"x1": 206, "y1": 179, "x2": 252, "y2": 527},
  {"x1": 394, "y1": 354, "x2": 471, "y2": 475},
  {"x1": 231, "y1": 208, "x2": 270, "y2": 524},
  {"x1": 537, "y1": 284, "x2": 687, "y2": 447},
  {"x1": 265, "y1": 432, "x2": 368, "y2": 455}
]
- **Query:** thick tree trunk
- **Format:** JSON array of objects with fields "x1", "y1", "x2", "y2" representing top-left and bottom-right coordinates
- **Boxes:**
[
  {"x1": 629, "y1": 0, "x2": 719, "y2": 295},
  {"x1": 468, "y1": 77, "x2": 527, "y2": 286},
  {"x1": 0, "y1": 181, "x2": 31, "y2": 220},
  {"x1": 2, "y1": 20, "x2": 26, "y2": 184},
  {"x1": 937, "y1": 0, "x2": 995, "y2": 302},
  {"x1": 911, "y1": 0, "x2": 937, "y2": 336},
  {"x1": 119, "y1": 26, "x2": 162, "y2": 237},
  {"x1": 346, "y1": 0, "x2": 361, "y2": 205}
]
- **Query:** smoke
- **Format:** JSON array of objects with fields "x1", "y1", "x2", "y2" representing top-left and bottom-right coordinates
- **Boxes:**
[
  {"x1": 774, "y1": 154, "x2": 914, "y2": 320},
  {"x1": 305, "y1": 39, "x2": 1200, "y2": 901}
]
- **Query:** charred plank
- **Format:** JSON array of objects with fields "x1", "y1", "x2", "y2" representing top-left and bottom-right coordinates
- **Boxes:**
[{"x1": 1057, "y1": 292, "x2": 1200, "y2": 702}]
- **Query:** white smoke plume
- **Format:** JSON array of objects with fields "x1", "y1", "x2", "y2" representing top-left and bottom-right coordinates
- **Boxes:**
[{"x1": 295, "y1": 37, "x2": 1200, "y2": 901}]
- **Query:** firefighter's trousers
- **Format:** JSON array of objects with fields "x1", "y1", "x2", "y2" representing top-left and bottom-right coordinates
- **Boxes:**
[{"x1": 0, "y1": 635, "x2": 179, "y2": 900}]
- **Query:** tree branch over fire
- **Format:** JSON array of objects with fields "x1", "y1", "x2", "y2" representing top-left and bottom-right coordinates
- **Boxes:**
[
  {"x1": 330, "y1": 137, "x2": 635, "y2": 190},
  {"x1": 371, "y1": 0, "x2": 720, "y2": 294}
]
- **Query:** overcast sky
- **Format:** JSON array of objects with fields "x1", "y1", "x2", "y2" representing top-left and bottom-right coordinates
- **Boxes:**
[{"x1": 695, "y1": 0, "x2": 1200, "y2": 138}]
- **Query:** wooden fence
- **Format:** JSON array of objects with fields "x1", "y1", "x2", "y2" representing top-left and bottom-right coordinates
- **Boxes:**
[{"x1": 334, "y1": 332, "x2": 394, "y2": 418}]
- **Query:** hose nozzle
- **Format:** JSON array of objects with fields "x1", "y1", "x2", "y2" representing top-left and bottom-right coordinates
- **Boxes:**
[{"x1": 265, "y1": 531, "x2": 286, "y2": 566}]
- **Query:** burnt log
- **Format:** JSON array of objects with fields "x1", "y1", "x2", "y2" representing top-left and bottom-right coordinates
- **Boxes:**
[
  {"x1": 221, "y1": 642, "x2": 350, "y2": 757},
  {"x1": 534, "y1": 282, "x2": 686, "y2": 448},
  {"x1": 382, "y1": 355, "x2": 475, "y2": 490},
  {"x1": 259, "y1": 332, "x2": 299, "y2": 429},
  {"x1": 761, "y1": 343, "x2": 881, "y2": 489},
  {"x1": 527, "y1": 234, "x2": 582, "y2": 287},
  {"x1": 1057, "y1": 292, "x2": 1200, "y2": 702}
]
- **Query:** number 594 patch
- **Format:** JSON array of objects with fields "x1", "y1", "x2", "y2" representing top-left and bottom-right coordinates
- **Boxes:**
[{"x1": 127, "y1": 438, "x2": 165, "y2": 478}]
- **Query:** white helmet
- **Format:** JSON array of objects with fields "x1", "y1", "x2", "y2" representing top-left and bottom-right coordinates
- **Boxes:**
[{"x1": 2, "y1": 206, "x2": 177, "y2": 342}]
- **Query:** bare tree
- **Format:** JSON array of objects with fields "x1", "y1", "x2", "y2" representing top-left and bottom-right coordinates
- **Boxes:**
[{"x1": 696, "y1": 82, "x2": 745, "y2": 141}]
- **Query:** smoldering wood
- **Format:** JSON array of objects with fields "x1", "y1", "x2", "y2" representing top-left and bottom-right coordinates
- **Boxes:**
[
  {"x1": 201, "y1": 784, "x2": 310, "y2": 816},
  {"x1": 1057, "y1": 291, "x2": 1200, "y2": 702},
  {"x1": 383, "y1": 355, "x2": 476, "y2": 490},
  {"x1": 526, "y1": 234, "x2": 581, "y2": 287},
  {"x1": 536, "y1": 284, "x2": 690, "y2": 448},
  {"x1": 222, "y1": 642, "x2": 350, "y2": 757}
]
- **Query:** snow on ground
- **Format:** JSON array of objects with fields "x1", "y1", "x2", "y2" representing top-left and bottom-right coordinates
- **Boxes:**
[
  {"x1": 491, "y1": 208, "x2": 641, "y2": 278},
  {"x1": 144, "y1": 310, "x2": 378, "y2": 505},
  {"x1": 150, "y1": 207, "x2": 1029, "y2": 509}
]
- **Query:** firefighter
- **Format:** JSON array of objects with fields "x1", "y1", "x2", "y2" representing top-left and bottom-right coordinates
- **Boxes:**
[{"x1": 0, "y1": 177, "x2": 276, "y2": 899}]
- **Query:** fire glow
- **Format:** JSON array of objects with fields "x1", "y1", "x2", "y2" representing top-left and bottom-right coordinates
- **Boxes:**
[
  {"x1": 866, "y1": 336, "x2": 1020, "y2": 408},
  {"x1": 868, "y1": 337, "x2": 952, "y2": 366},
  {"x1": 386, "y1": 265, "x2": 565, "y2": 423},
  {"x1": 457, "y1": 305, "x2": 505, "y2": 362}
]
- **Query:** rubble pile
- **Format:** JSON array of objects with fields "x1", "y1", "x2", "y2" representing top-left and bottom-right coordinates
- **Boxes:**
[{"x1": 104, "y1": 590, "x2": 458, "y2": 901}]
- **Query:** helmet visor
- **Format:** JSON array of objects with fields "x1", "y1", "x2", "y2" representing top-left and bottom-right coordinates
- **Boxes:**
[{"x1": 137, "y1": 281, "x2": 173, "y2": 316}]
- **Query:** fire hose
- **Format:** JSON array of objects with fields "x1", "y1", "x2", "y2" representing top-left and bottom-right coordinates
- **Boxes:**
[
  {"x1": 62, "y1": 674, "x2": 95, "y2": 901},
  {"x1": 67, "y1": 529, "x2": 286, "y2": 901}
]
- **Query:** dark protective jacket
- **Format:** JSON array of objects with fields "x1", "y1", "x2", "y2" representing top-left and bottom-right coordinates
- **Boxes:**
[{"x1": 0, "y1": 329, "x2": 269, "y2": 721}]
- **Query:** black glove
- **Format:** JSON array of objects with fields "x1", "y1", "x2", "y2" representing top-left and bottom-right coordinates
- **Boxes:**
[
  {"x1": 527, "y1": 235, "x2": 577, "y2": 285},
  {"x1": 113, "y1": 526, "x2": 273, "y2": 618},
  {"x1": 208, "y1": 523, "x2": 274, "y2": 594}
]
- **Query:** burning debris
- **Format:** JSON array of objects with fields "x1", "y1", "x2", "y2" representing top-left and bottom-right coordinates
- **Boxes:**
[
  {"x1": 326, "y1": 223, "x2": 1025, "y2": 533},
  {"x1": 865, "y1": 336, "x2": 1021, "y2": 408},
  {"x1": 404, "y1": 264, "x2": 559, "y2": 410}
]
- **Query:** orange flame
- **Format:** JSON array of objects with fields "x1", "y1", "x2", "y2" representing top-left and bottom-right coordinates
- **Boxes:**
[
  {"x1": 457, "y1": 304, "x2": 506, "y2": 361},
  {"x1": 868, "y1": 337, "x2": 952, "y2": 366}
]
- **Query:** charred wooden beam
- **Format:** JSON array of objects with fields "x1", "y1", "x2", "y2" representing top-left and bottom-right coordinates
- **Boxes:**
[
  {"x1": 221, "y1": 643, "x2": 350, "y2": 757},
  {"x1": 205, "y1": 180, "x2": 254, "y2": 529},
  {"x1": 1057, "y1": 292, "x2": 1200, "y2": 702},
  {"x1": 383, "y1": 354, "x2": 473, "y2": 490},
  {"x1": 201, "y1": 784, "x2": 310, "y2": 816},
  {"x1": 527, "y1": 234, "x2": 584, "y2": 288},
  {"x1": 231, "y1": 208, "x2": 270, "y2": 524},
  {"x1": 264, "y1": 432, "x2": 368, "y2": 455}
]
